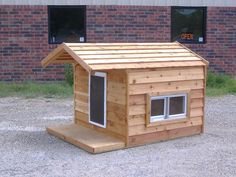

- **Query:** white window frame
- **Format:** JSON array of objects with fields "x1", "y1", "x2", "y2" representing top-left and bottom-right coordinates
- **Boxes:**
[
  {"x1": 88, "y1": 72, "x2": 107, "y2": 128},
  {"x1": 150, "y1": 93, "x2": 187, "y2": 123}
]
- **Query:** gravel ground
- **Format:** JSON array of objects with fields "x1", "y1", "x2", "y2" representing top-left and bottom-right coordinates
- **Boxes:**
[{"x1": 0, "y1": 96, "x2": 235, "y2": 177}]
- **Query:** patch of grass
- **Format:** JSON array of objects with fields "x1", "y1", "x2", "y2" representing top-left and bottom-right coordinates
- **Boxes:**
[
  {"x1": 0, "y1": 72, "x2": 235, "y2": 98},
  {"x1": 206, "y1": 72, "x2": 236, "y2": 97},
  {"x1": 64, "y1": 64, "x2": 74, "y2": 86},
  {"x1": 0, "y1": 82, "x2": 73, "y2": 98}
]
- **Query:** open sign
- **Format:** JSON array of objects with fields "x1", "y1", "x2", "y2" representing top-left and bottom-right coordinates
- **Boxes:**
[{"x1": 180, "y1": 33, "x2": 194, "y2": 40}]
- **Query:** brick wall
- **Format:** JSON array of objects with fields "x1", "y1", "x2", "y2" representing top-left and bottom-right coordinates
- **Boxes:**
[
  {"x1": 0, "y1": 5, "x2": 63, "y2": 82},
  {"x1": 87, "y1": 5, "x2": 236, "y2": 75},
  {"x1": 86, "y1": 6, "x2": 170, "y2": 42},
  {"x1": 0, "y1": 5, "x2": 235, "y2": 82},
  {"x1": 186, "y1": 7, "x2": 236, "y2": 75}
]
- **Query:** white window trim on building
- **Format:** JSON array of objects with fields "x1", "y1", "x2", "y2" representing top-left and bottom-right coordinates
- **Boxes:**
[{"x1": 150, "y1": 93, "x2": 187, "y2": 123}]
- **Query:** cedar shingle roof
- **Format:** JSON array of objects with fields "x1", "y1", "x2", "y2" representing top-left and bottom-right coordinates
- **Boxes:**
[{"x1": 41, "y1": 42, "x2": 208, "y2": 71}]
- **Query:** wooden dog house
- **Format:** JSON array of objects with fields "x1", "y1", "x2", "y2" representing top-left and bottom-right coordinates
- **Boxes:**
[{"x1": 41, "y1": 42, "x2": 208, "y2": 153}]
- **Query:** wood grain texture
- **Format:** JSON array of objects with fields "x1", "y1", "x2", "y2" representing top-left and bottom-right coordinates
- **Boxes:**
[
  {"x1": 74, "y1": 110, "x2": 126, "y2": 141},
  {"x1": 128, "y1": 125, "x2": 202, "y2": 147},
  {"x1": 128, "y1": 66, "x2": 204, "y2": 84},
  {"x1": 66, "y1": 43, "x2": 179, "y2": 46},
  {"x1": 85, "y1": 57, "x2": 201, "y2": 65},
  {"x1": 41, "y1": 42, "x2": 207, "y2": 70},
  {"x1": 74, "y1": 65, "x2": 88, "y2": 115},
  {"x1": 47, "y1": 123, "x2": 125, "y2": 154},
  {"x1": 129, "y1": 80, "x2": 204, "y2": 95},
  {"x1": 42, "y1": 42, "x2": 208, "y2": 150},
  {"x1": 106, "y1": 70, "x2": 127, "y2": 139},
  {"x1": 74, "y1": 66, "x2": 128, "y2": 141},
  {"x1": 75, "y1": 48, "x2": 188, "y2": 55},
  {"x1": 202, "y1": 65, "x2": 208, "y2": 133},
  {"x1": 79, "y1": 53, "x2": 196, "y2": 60},
  {"x1": 128, "y1": 116, "x2": 202, "y2": 136},
  {"x1": 89, "y1": 61, "x2": 205, "y2": 70},
  {"x1": 127, "y1": 66, "x2": 205, "y2": 137},
  {"x1": 76, "y1": 119, "x2": 126, "y2": 141},
  {"x1": 70, "y1": 46, "x2": 183, "y2": 51}
]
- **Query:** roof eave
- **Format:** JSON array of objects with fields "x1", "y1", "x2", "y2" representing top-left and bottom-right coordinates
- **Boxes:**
[
  {"x1": 175, "y1": 41, "x2": 209, "y2": 66},
  {"x1": 41, "y1": 43, "x2": 65, "y2": 68},
  {"x1": 41, "y1": 43, "x2": 92, "y2": 73}
]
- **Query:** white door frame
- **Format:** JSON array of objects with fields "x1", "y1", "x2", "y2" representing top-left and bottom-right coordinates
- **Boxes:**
[{"x1": 88, "y1": 71, "x2": 107, "y2": 128}]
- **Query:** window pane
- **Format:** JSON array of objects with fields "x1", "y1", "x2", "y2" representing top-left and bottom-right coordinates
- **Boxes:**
[
  {"x1": 151, "y1": 99, "x2": 164, "y2": 116},
  {"x1": 49, "y1": 6, "x2": 86, "y2": 44},
  {"x1": 171, "y1": 7, "x2": 205, "y2": 43},
  {"x1": 169, "y1": 96, "x2": 185, "y2": 115}
]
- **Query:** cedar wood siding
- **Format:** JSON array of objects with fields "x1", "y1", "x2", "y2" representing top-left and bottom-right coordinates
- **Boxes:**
[
  {"x1": 127, "y1": 66, "x2": 206, "y2": 146},
  {"x1": 74, "y1": 64, "x2": 127, "y2": 142}
]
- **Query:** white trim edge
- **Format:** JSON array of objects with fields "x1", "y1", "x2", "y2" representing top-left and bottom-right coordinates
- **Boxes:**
[{"x1": 88, "y1": 71, "x2": 107, "y2": 128}]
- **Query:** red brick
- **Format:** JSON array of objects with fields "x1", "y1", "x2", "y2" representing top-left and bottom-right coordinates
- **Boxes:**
[{"x1": 0, "y1": 5, "x2": 235, "y2": 82}]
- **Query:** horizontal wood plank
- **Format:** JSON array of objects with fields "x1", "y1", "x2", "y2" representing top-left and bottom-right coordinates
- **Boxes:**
[
  {"x1": 128, "y1": 125, "x2": 202, "y2": 147},
  {"x1": 128, "y1": 67, "x2": 204, "y2": 84},
  {"x1": 69, "y1": 45, "x2": 184, "y2": 51},
  {"x1": 77, "y1": 119, "x2": 126, "y2": 141},
  {"x1": 75, "y1": 100, "x2": 88, "y2": 114},
  {"x1": 67, "y1": 42, "x2": 179, "y2": 47},
  {"x1": 79, "y1": 52, "x2": 194, "y2": 59},
  {"x1": 129, "y1": 80, "x2": 204, "y2": 95},
  {"x1": 84, "y1": 57, "x2": 201, "y2": 65},
  {"x1": 75, "y1": 49, "x2": 189, "y2": 55},
  {"x1": 75, "y1": 92, "x2": 88, "y2": 103},
  {"x1": 90, "y1": 61, "x2": 206, "y2": 70},
  {"x1": 128, "y1": 114, "x2": 146, "y2": 126},
  {"x1": 51, "y1": 59, "x2": 76, "y2": 64},
  {"x1": 190, "y1": 107, "x2": 204, "y2": 117},
  {"x1": 47, "y1": 123, "x2": 125, "y2": 154},
  {"x1": 75, "y1": 111, "x2": 88, "y2": 123},
  {"x1": 191, "y1": 98, "x2": 204, "y2": 108},
  {"x1": 107, "y1": 92, "x2": 126, "y2": 105},
  {"x1": 190, "y1": 89, "x2": 204, "y2": 99},
  {"x1": 128, "y1": 117, "x2": 202, "y2": 136}
]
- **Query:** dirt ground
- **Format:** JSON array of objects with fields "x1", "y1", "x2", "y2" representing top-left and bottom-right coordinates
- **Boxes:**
[{"x1": 0, "y1": 96, "x2": 235, "y2": 177}]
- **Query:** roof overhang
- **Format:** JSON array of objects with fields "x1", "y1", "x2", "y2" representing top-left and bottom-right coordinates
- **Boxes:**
[
  {"x1": 41, "y1": 43, "x2": 92, "y2": 72},
  {"x1": 41, "y1": 42, "x2": 208, "y2": 72}
]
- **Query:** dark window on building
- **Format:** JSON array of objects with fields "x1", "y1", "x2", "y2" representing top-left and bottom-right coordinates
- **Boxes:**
[
  {"x1": 171, "y1": 7, "x2": 206, "y2": 44},
  {"x1": 48, "y1": 6, "x2": 86, "y2": 44},
  {"x1": 169, "y1": 96, "x2": 185, "y2": 115},
  {"x1": 151, "y1": 99, "x2": 165, "y2": 117}
]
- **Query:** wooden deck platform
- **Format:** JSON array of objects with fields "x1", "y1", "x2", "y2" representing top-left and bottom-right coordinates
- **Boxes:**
[{"x1": 47, "y1": 123, "x2": 125, "y2": 154}]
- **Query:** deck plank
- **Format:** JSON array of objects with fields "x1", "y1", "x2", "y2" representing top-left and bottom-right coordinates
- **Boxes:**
[{"x1": 47, "y1": 123, "x2": 125, "y2": 153}]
